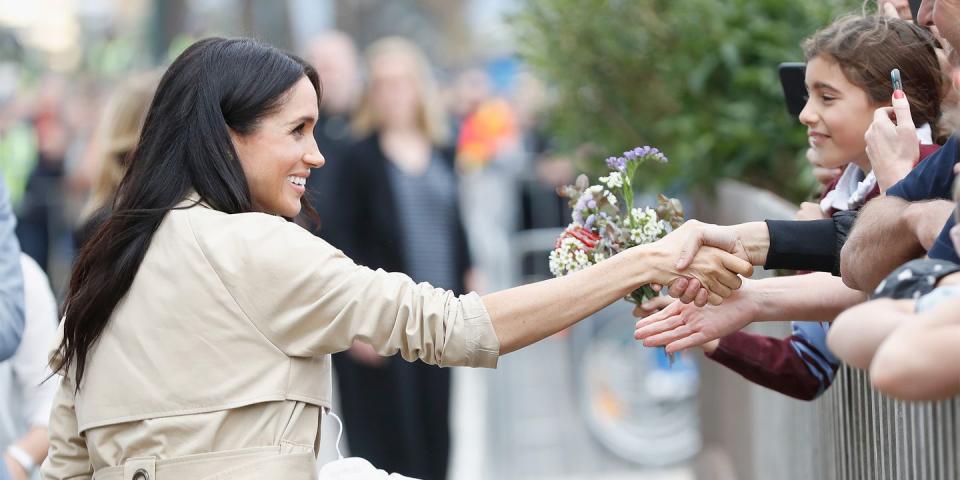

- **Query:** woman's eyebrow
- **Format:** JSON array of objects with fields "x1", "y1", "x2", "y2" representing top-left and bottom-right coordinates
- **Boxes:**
[{"x1": 287, "y1": 114, "x2": 317, "y2": 126}]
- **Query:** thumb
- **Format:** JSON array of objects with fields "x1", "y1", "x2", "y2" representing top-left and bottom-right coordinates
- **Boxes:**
[
  {"x1": 676, "y1": 232, "x2": 703, "y2": 270},
  {"x1": 891, "y1": 91, "x2": 915, "y2": 130}
]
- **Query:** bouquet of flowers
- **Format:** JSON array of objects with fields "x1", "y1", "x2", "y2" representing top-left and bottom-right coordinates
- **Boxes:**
[{"x1": 548, "y1": 146, "x2": 684, "y2": 304}]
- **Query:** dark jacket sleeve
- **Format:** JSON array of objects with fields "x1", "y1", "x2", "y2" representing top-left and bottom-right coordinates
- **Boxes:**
[
  {"x1": 763, "y1": 211, "x2": 856, "y2": 275},
  {"x1": 705, "y1": 331, "x2": 827, "y2": 401}
]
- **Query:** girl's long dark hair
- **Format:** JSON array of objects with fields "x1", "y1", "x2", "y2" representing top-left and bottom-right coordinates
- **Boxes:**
[{"x1": 54, "y1": 38, "x2": 320, "y2": 387}]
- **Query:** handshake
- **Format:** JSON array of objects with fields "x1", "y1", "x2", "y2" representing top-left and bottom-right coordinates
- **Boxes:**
[{"x1": 640, "y1": 220, "x2": 770, "y2": 307}]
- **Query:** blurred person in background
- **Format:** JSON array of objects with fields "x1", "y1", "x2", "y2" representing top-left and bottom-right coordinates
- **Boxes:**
[
  {"x1": 455, "y1": 70, "x2": 521, "y2": 293},
  {"x1": 15, "y1": 76, "x2": 71, "y2": 273},
  {"x1": 0, "y1": 254, "x2": 57, "y2": 480},
  {"x1": 73, "y1": 72, "x2": 160, "y2": 250},
  {"x1": 328, "y1": 37, "x2": 470, "y2": 480},
  {"x1": 445, "y1": 68, "x2": 490, "y2": 143},
  {"x1": 302, "y1": 31, "x2": 360, "y2": 242}
]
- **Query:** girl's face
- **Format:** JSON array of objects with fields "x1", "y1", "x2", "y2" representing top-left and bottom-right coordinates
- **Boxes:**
[
  {"x1": 799, "y1": 55, "x2": 881, "y2": 171},
  {"x1": 232, "y1": 76, "x2": 325, "y2": 217}
]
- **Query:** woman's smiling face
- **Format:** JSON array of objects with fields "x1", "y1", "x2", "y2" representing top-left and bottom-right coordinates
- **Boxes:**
[{"x1": 231, "y1": 76, "x2": 325, "y2": 217}]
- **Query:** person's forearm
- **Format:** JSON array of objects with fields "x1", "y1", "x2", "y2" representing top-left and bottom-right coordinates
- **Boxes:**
[
  {"x1": 840, "y1": 196, "x2": 924, "y2": 292},
  {"x1": 749, "y1": 273, "x2": 866, "y2": 322},
  {"x1": 870, "y1": 299, "x2": 960, "y2": 400},
  {"x1": 827, "y1": 298, "x2": 915, "y2": 369},
  {"x1": 15, "y1": 427, "x2": 48, "y2": 465},
  {"x1": 485, "y1": 246, "x2": 657, "y2": 354},
  {"x1": 3, "y1": 426, "x2": 47, "y2": 480}
]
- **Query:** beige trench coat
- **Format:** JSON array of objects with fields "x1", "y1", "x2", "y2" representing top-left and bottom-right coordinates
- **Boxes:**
[{"x1": 41, "y1": 198, "x2": 500, "y2": 480}]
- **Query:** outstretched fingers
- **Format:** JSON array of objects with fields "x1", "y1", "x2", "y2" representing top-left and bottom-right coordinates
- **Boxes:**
[
  {"x1": 642, "y1": 324, "x2": 694, "y2": 348},
  {"x1": 666, "y1": 332, "x2": 711, "y2": 353},
  {"x1": 634, "y1": 299, "x2": 682, "y2": 329}
]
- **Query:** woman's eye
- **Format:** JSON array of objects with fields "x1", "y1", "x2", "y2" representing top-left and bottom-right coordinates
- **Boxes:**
[{"x1": 292, "y1": 123, "x2": 305, "y2": 136}]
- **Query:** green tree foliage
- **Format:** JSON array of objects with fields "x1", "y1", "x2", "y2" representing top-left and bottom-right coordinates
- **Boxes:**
[{"x1": 511, "y1": 0, "x2": 863, "y2": 201}]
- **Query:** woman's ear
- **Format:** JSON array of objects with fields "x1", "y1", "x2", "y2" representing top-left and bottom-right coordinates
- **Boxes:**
[{"x1": 227, "y1": 127, "x2": 244, "y2": 146}]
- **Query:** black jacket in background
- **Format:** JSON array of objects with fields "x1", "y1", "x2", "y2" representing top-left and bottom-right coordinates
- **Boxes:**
[{"x1": 322, "y1": 133, "x2": 471, "y2": 295}]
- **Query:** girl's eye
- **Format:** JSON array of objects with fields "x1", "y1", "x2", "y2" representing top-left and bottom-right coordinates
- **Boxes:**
[{"x1": 821, "y1": 95, "x2": 836, "y2": 103}]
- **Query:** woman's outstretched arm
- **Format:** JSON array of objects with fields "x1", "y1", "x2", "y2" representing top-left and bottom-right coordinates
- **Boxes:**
[{"x1": 486, "y1": 224, "x2": 754, "y2": 354}]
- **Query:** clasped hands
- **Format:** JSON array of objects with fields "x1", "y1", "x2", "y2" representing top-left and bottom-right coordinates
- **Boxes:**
[
  {"x1": 633, "y1": 220, "x2": 770, "y2": 353},
  {"x1": 645, "y1": 220, "x2": 762, "y2": 307}
]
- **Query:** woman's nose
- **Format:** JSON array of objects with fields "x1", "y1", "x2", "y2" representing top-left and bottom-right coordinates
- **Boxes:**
[{"x1": 304, "y1": 149, "x2": 325, "y2": 168}]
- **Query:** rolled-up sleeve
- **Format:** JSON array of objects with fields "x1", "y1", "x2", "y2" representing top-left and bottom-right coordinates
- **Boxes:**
[
  {"x1": 0, "y1": 177, "x2": 24, "y2": 361},
  {"x1": 193, "y1": 212, "x2": 500, "y2": 368}
]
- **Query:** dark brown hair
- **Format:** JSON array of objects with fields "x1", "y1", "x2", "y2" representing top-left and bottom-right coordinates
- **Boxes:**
[{"x1": 804, "y1": 15, "x2": 944, "y2": 129}]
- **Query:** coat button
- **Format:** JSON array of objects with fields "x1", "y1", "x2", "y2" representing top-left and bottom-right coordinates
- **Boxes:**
[{"x1": 132, "y1": 468, "x2": 150, "y2": 480}]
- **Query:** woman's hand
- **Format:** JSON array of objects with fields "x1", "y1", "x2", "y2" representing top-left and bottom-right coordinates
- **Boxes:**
[
  {"x1": 866, "y1": 92, "x2": 919, "y2": 192},
  {"x1": 632, "y1": 295, "x2": 674, "y2": 318},
  {"x1": 796, "y1": 202, "x2": 828, "y2": 221},
  {"x1": 633, "y1": 281, "x2": 759, "y2": 353},
  {"x1": 643, "y1": 226, "x2": 754, "y2": 306}
]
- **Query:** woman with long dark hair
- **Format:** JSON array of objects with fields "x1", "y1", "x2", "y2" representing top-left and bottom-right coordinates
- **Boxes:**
[{"x1": 42, "y1": 38, "x2": 751, "y2": 479}]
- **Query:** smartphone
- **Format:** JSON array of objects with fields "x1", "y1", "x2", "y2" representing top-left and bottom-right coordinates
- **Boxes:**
[
  {"x1": 778, "y1": 62, "x2": 806, "y2": 118},
  {"x1": 909, "y1": 0, "x2": 922, "y2": 22},
  {"x1": 891, "y1": 68, "x2": 903, "y2": 92}
]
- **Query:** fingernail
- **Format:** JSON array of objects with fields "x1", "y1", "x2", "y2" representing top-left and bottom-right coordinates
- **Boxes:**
[{"x1": 893, "y1": 89, "x2": 905, "y2": 99}]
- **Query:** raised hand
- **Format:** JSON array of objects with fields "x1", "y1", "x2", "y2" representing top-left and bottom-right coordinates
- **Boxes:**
[
  {"x1": 633, "y1": 283, "x2": 759, "y2": 353},
  {"x1": 865, "y1": 91, "x2": 919, "y2": 192}
]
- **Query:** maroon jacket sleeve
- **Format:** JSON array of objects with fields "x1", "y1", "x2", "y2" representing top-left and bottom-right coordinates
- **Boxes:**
[{"x1": 704, "y1": 331, "x2": 825, "y2": 401}]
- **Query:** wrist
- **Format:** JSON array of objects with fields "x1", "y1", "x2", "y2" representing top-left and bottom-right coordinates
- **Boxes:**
[
  {"x1": 732, "y1": 222, "x2": 769, "y2": 266},
  {"x1": 876, "y1": 164, "x2": 912, "y2": 193},
  {"x1": 736, "y1": 279, "x2": 763, "y2": 322},
  {"x1": 4, "y1": 450, "x2": 30, "y2": 478},
  {"x1": 624, "y1": 244, "x2": 660, "y2": 289}
]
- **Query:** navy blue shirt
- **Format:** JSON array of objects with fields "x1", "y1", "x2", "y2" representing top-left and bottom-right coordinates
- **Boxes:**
[{"x1": 887, "y1": 135, "x2": 959, "y2": 263}]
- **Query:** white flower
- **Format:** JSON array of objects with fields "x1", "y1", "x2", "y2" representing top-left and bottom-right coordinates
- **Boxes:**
[
  {"x1": 574, "y1": 250, "x2": 590, "y2": 269},
  {"x1": 600, "y1": 172, "x2": 623, "y2": 189}
]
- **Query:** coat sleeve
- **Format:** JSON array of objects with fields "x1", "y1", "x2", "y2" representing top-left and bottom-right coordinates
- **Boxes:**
[
  {"x1": 0, "y1": 176, "x2": 24, "y2": 361},
  {"x1": 40, "y1": 373, "x2": 93, "y2": 480},
  {"x1": 192, "y1": 212, "x2": 500, "y2": 368}
]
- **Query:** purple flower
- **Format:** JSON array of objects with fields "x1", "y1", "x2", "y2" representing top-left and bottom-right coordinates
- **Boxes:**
[
  {"x1": 587, "y1": 199, "x2": 597, "y2": 209},
  {"x1": 585, "y1": 214, "x2": 596, "y2": 229},
  {"x1": 605, "y1": 156, "x2": 627, "y2": 172},
  {"x1": 624, "y1": 150, "x2": 638, "y2": 160}
]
